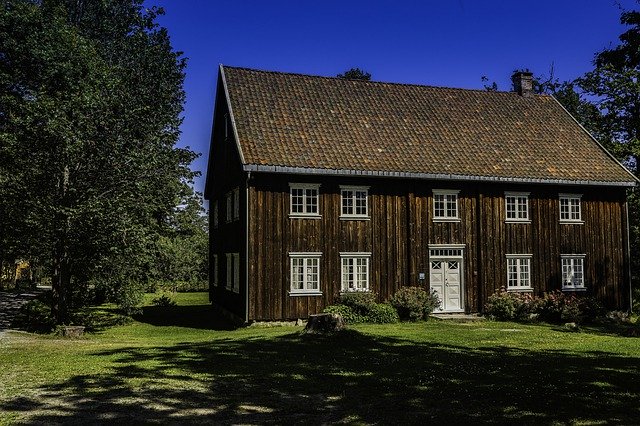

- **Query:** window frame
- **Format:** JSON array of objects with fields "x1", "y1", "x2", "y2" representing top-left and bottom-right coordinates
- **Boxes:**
[
  {"x1": 289, "y1": 183, "x2": 321, "y2": 218},
  {"x1": 225, "y1": 192, "x2": 233, "y2": 223},
  {"x1": 559, "y1": 193, "x2": 583, "y2": 224},
  {"x1": 561, "y1": 255, "x2": 586, "y2": 291},
  {"x1": 212, "y1": 254, "x2": 218, "y2": 286},
  {"x1": 340, "y1": 186, "x2": 370, "y2": 220},
  {"x1": 340, "y1": 252, "x2": 371, "y2": 292},
  {"x1": 289, "y1": 252, "x2": 322, "y2": 296},
  {"x1": 225, "y1": 252, "x2": 240, "y2": 293},
  {"x1": 505, "y1": 192, "x2": 531, "y2": 223},
  {"x1": 505, "y1": 254, "x2": 533, "y2": 291},
  {"x1": 432, "y1": 189, "x2": 460, "y2": 222},
  {"x1": 212, "y1": 201, "x2": 219, "y2": 229},
  {"x1": 233, "y1": 187, "x2": 240, "y2": 221}
]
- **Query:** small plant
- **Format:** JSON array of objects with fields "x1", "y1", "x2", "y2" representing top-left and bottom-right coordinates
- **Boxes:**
[
  {"x1": 152, "y1": 292, "x2": 177, "y2": 307},
  {"x1": 339, "y1": 292, "x2": 377, "y2": 315},
  {"x1": 323, "y1": 293, "x2": 399, "y2": 324},
  {"x1": 485, "y1": 288, "x2": 539, "y2": 321},
  {"x1": 323, "y1": 304, "x2": 366, "y2": 324},
  {"x1": 390, "y1": 286, "x2": 440, "y2": 321},
  {"x1": 367, "y1": 303, "x2": 399, "y2": 324}
]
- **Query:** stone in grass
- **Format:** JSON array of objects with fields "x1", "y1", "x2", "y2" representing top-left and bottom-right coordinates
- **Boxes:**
[
  {"x1": 302, "y1": 313, "x2": 345, "y2": 335},
  {"x1": 564, "y1": 322, "x2": 579, "y2": 332},
  {"x1": 56, "y1": 325, "x2": 85, "y2": 338}
]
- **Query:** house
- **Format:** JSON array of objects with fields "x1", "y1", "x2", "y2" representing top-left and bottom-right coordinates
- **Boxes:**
[{"x1": 205, "y1": 65, "x2": 638, "y2": 322}]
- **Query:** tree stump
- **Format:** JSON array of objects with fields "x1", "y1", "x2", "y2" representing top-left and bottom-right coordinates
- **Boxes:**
[
  {"x1": 302, "y1": 313, "x2": 345, "y2": 334},
  {"x1": 59, "y1": 326, "x2": 85, "y2": 338}
]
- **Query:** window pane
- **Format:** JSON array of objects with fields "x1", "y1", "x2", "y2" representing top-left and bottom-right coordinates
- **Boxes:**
[
  {"x1": 342, "y1": 190, "x2": 353, "y2": 215},
  {"x1": 506, "y1": 197, "x2": 516, "y2": 219}
]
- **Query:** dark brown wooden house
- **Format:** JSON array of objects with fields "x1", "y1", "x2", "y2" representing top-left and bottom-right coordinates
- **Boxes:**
[{"x1": 205, "y1": 65, "x2": 638, "y2": 322}]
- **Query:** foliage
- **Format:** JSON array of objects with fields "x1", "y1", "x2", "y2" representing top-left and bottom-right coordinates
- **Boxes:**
[
  {"x1": 0, "y1": 0, "x2": 198, "y2": 323},
  {"x1": 324, "y1": 293, "x2": 398, "y2": 324},
  {"x1": 13, "y1": 300, "x2": 56, "y2": 333},
  {"x1": 152, "y1": 292, "x2": 178, "y2": 307},
  {"x1": 484, "y1": 288, "x2": 539, "y2": 321},
  {"x1": 390, "y1": 286, "x2": 440, "y2": 321},
  {"x1": 336, "y1": 67, "x2": 372, "y2": 80},
  {"x1": 485, "y1": 289, "x2": 604, "y2": 324}
]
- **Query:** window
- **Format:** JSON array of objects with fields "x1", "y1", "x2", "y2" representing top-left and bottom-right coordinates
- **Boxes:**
[
  {"x1": 213, "y1": 201, "x2": 219, "y2": 229},
  {"x1": 433, "y1": 190, "x2": 460, "y2": 221},
  {"x1": 233, "y1": 187, "x2": 240, "y2": 221},
  {"x1": 226, "y1": 253, "x2": 240, "y2": 292},
  {"x1": 225, "y1": 192, "x2": 233, "y2": 223},
  {"x1": 506, "y1": 255, "x2": 532, "y2": 290},
  {"x1": 505, "y1": 192, "x2": 530, "y2": 222},
  {"x1": 212, "y1": 254, "x2": 218, "y2": 286},
  {"x1": 289, "y1": 253, "x2": 322, "y2": 295},
  {"x1": 340, "y1": 253, "x2": 371, "y2": 291},
  {"x1": 289, "y1": 184, "x2": 320, "y2": 217},
  {"x1": 340, "y1": 186, "x2": 369, "y2": 218},
  {"x1": 561, "y1": 255, "x2": 586, "y2": 290},
  {"x1": 559, "y1": 194, "x2": 582, "y2": 223}
]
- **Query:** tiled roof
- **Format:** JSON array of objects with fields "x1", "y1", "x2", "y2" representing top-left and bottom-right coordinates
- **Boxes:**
[{"x1": 221, "y1": 65, "x2": 637, "y2": 186}]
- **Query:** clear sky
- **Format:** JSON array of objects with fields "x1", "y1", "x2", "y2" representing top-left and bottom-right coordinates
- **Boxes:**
[{"x1": 144, "y1": 0, "x2": 637, "y2": 195}]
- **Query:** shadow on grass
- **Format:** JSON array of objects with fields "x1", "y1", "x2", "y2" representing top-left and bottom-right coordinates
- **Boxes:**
[
  {"x1": 133, "y1": 304, "x2": 236, "y2": 331},
  {"x1": 2, "y1": 328, "x2": 639, "y2": 424}
]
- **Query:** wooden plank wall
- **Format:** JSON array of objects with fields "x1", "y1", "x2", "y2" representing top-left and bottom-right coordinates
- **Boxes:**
[{"x1": 246, "y1": 175, "x2": 629, "y2": 320}]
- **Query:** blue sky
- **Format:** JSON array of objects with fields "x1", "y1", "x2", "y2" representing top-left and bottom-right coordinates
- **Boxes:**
[{"x1": 145, "y1": 0, "x2": 637, "y2": 195}]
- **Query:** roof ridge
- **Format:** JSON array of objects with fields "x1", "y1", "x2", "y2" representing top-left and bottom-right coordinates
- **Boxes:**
[{"x1": 220, "y1": 64, "x2": 551, "y2": 97}]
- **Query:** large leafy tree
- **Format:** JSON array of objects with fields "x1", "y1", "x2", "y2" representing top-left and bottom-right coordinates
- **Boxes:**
[{"x1": 0, "y1": 0, "x2": 197, "y2": 322}]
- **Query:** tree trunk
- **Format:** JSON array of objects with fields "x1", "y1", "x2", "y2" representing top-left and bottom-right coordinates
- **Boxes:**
[{"x1": 52, "y1": 165, "x2": 71, "y2": 325}]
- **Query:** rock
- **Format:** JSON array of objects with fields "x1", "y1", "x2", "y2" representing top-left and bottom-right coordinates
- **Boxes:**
[
  {"x1": 564, "y1": 322, "x2": 579, "y2": 331},
  {"x1": 302, "y1": 313, "x2": 345, "y2": 334}
]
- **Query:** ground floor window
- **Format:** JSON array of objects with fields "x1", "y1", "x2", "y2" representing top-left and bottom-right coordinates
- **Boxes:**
[
  {"x1": 340, "y1": 253, "x2": 371, "y2": 291},
  {"x1": 226, "y1": 253, "x2": 240, "y2": 293},
  {"x1": 506, "y1": 255, "x2": 532, "y2": 290},
  {"x1": 561, "y1": 255, "x2": 585, "y2": 290},
  {"x1": 289, "y1": 253, "x2": 322, "y2": 294},
  {"x1": 212, "y1": 254, "x2": 218, "y2": 286}
]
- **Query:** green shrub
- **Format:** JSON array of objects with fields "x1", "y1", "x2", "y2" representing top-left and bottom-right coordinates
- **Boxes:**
[
  {"x1": 390, "y1": 286, "x2": 440, "y2": 321},
  {"x1": 323, "y1": 304, "x2": 366, "y2": 324},
  {"x1": 485, "y1": 288, "x2": 539, "y2": 321},
  {"x1": 152, "y1": 292, "x2": 177, "y2": 307},
  {"x1": 367, "y1": 303, "x2": 399, "y2": 324},
  {"x1": 14, "y1": 300, "x2": 55, "y2": 333},
  {"x1": 339, "y1": 292, "x2": 377, "y2": 314}
]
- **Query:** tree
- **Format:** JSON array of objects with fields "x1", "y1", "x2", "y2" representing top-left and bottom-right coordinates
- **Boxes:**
[
  {"x1": 337, "y1": 68, "x2": 372, "y2": 80},
  {"x1": 0, "y1": 0, "x2": 197, "y2": 322}
]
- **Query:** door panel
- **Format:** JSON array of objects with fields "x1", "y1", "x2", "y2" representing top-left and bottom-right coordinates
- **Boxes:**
[{"x1": 430, "y1": 258, "x2": 463, "y2": 312}]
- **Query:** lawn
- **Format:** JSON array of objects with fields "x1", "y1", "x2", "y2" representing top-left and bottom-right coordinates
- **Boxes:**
[{"x1": 1, "y1": 293, "x2": 639, "y2": 425}]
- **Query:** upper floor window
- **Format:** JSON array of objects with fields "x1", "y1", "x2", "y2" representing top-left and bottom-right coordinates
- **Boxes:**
[
  {"x1": 289, "y1": 252, "x2": 322, "y2": 295},
  {"x1": 433, "y1": 190, "x2": 460, "y2": 221},
  {"x1": 340, "y1": 253, "x2": 371, "y2": 291},
  {"x1": 213, "y1": 201, "x2": 219, "y2": 228},
  {"x1": 233, "y1": 187, "x2": 240, "y2": 221},
  {"x1": 505, "y1": 192, "x2": 530, "y2": 222},
  {"x1": 559, "y1": 194, "x2": 582, "y2": 223},
  {"x1": 225, "y1": 192, "x2": 233, "y2": 223},
  {"x1": 289, "y1": 184, "x2": 320, "y2": 218},
  {"x1": 340, "y1": 186, "x2": 369, "y2": 219},
  {"x1": 561, "y1": 255, "x2": 586, "y2": 290},
  {"x1": 506, "y1": 254, "x2": 532, "y2": 291}
]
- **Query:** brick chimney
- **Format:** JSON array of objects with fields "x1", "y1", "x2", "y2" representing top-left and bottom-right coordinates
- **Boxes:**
[{"x1": 512, "y1": 71, "x2": 534, "y2": 97}]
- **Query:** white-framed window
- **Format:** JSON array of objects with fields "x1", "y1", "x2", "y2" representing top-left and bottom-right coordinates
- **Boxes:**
[
  {"x1": 233, "y1": 187, "x2": 240, "y2": 221},
  {"x1": 559, "y1": 194, "x2": 582, "y2": 223},
  {"x1": 506, "y1": 254, "x2": 532, "y2": 291},
  {"x1": 561, "y1": 255, "x2": 586, "y2": 290},
  {"x1": 505, "y1": 192, "x2": 530, "y2": 222},
  {"x1": 225, "y1": 192, "x2": 233, "y2": 223},
  {"x1": 340, "y1": 252, "x2": 371, "y2": 291},
  {"x1": 225, "y1": 253, "x2": 240, "y2": 293},
  {"x1": 289, "y1": 183, "x2": 320, "y2": 218},
  {"x1": 289, "y1": 252, "x2": 322, "y2": 295},
  {"x1": 340, "y1": 186, "x2": 369, "y2": 219},
  {"x1": 212, "y1": 254, "x2": 218, "y2": 286},
  {"x1": 433, "y1": 190, "x2": 460, "y2": 221},
  {"x1": 213, "y1": 201, "x2": 219, "y2": 229}
]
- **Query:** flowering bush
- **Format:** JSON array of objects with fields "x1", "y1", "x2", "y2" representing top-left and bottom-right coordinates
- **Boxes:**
[
  {"x1": 390, "y1": 287, "x2": 440, "y2": 321},
  {"x1": 484, "y1": 288, "x2": 538, "y2": 321}
]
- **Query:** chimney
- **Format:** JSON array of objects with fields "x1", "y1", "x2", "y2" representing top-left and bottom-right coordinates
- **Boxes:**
[{"x1": 512, "y1": 71, "x2": 534, "y2": 97}]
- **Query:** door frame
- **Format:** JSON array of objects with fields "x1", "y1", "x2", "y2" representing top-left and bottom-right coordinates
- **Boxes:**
[{"x1": 428, "y1": 244, "x2": 465, "y2": 313}]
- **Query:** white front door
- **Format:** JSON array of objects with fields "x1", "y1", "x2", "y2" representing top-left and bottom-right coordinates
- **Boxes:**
[{"x1": 429, "y1": 259, "x2": 463, "y2": 312}]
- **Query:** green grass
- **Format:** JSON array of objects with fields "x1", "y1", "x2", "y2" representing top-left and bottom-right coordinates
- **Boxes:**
[{"x1": 1, "y1": 292, "x2": 639, "y2": 425}]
